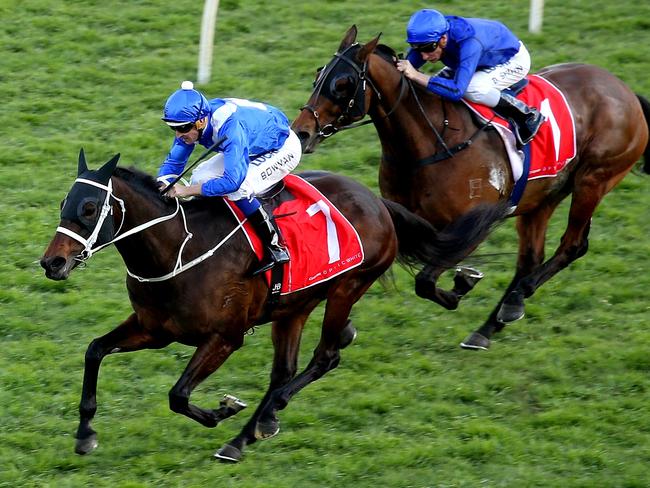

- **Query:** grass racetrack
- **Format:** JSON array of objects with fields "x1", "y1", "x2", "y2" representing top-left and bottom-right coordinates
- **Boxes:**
[{"x1": 2, "y1": 0, "x2": 650, "y2": 486}]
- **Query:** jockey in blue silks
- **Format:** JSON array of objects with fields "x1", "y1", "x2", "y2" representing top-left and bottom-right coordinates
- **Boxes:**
[
  {"x1": 396, "y1": 9, "x2": 544, "y2": 146},
  {"x1": 158, "y1": 81, "x2": 302, "y2": 274}
]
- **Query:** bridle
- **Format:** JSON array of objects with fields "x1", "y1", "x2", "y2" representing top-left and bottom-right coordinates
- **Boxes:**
[
  {"x1": 57, "y1": 178, "x2": 128, "y2": 261},
  {"x1": 300, "y1": 43, "x2": 407, "y2": 138},
  {"x1": 57, "y1": 177, "x2": 246, "y2": 282},
  {"x1": 301, "y1": 42, "x2": 493, "y2": 165}
]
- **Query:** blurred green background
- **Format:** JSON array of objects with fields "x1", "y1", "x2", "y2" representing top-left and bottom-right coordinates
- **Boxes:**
[{"x1": 2, "y1": 1, "x2": 650, "y2": 486}]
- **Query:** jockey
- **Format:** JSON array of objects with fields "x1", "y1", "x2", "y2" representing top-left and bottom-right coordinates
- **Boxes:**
[
  {"x1": 396, "y1": 9, "x2": 544, "y2": 146},
  {"x1": 158, "y1": 81, "x2": 302, "y2": 274}
]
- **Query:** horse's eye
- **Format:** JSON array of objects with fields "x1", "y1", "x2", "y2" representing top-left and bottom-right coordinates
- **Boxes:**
[
  {"x1": 77, "y1": 198, "x2": 99, "y2": 226},
  {"x1": 330, "y1": 76, "x2": 353, "y2": 99},
  {"x1": 81, "y1": 201, "x2": 97, "y2": 219}
]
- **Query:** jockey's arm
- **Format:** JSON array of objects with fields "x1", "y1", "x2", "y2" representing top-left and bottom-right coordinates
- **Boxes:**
[
  {"x1": 199, "y1": 120, "x2": 248, "y2": 197},
  {"x1": 158, "y1": 138, "x2": 194, "y2": 182},
  {"x1": 426, "y1": 38, "x2": 483, "y2": 101}
]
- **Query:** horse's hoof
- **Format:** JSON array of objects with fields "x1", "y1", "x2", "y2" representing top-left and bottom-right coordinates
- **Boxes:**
[
  {"x1": 339, "y1": 320, "x2": 357, "y2": 350},
  {"x1": 255, "y1": 418, "x2": 280, "y2": 440},
  {"x1": 74, "y1": 434, "x2": 98, "y2": 455},
  {"x1": 214, "y1": 443, "x2": 242, "y2": 463},
  {"x1": 497, "y1": 291, "x2": 525, "y2": 323},
  {"x1": 460, "y1": 332, "x2": 490, "y2": 350}
]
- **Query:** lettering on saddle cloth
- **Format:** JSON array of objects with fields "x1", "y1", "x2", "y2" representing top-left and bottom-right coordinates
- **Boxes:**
[
  {"x1": 225, "y1": 174, "x2": 364, "y2": 294},
  {"x1": 466, "y1": 74, "x2": 577, "y2": 180}
]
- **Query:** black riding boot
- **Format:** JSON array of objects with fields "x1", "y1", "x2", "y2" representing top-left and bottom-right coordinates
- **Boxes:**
[
  {"x1": 494, "y1": 92, "x2": 545, "y2": 147},
  {"x1": 248, "y1": 206, "x2": 290, "y2": 275}
]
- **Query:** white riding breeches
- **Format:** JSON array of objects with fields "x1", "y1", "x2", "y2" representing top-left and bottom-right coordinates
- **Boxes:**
[
  {"x1": 190, "y1": 129, "x2": 302, "y2": 201},
  {"x1": 463, "y1": 42, "x2": 531, "y2": 107}
]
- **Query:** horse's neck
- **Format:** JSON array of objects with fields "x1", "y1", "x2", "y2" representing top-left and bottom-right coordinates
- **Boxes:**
[
  {"x1": 368, "y1": 59, "x2": 476, "y2": 157},
  {"x1": 110, "y1": 177, "x2": 251, "y2": 280},
  {"x1": 110, "y1": 177, "x2": 206, "y2": 277}
]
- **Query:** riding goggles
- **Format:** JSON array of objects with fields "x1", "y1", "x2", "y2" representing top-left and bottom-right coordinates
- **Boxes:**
[
  {"x1": 167, "y1": 122, "x2": 195, "y2": 134},
  {"x1": 410, "y1": 40, "x2": 439, "y2": 53}
]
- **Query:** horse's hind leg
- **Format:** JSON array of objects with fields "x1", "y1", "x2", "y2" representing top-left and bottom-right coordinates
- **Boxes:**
[
  {"x1": 462, "y1": 203, "x2": 557, "y2": 350},
  {"x1": 471, "y1": 175, "x2": 619, "y2": 349},
  {"x1": 254, "y1": 283, "x2": 373, "y2": 450},
  {"x1": 501, "y1": 181, "x2": 608, "y2": 309},
  {"x1": 215, "y1": 312, "x2": 311, "y2": 463},
  {"x1": 75, "y1": 313, "x2": 172, "y2": 455}
]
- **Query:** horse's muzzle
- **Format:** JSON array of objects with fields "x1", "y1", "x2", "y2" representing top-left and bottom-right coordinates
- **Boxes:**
[
  {"x1": 294, "y1": 129, "x2": 321, "y2": 154},
  {"x1": 40, "y1": 255, "x2": 74, "y2": 280}
]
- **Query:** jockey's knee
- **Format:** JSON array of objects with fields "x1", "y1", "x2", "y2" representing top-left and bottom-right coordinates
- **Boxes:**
[{"x1": 464, "y1": 87, "x2": 500, "y2": 107}]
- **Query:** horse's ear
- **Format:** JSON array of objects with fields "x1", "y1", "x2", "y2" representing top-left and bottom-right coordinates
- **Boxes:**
[
  {"x1": 356, "y1": 33, "x2": 382, "y2": 62},
  {"x1": 338, "y1": 24, "x2": 358, "y2": 52},
  {"x1": 96, "y1": 153, "x2": 120, "y2": 182},
  {"x1": 77, "y1": 148, "x2": 88, "y2": 176}
]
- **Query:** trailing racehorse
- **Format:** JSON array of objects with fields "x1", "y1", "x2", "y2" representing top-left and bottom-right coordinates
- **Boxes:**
[
  {"x1": 291, "y1": 25, "x2": 650, "y2": 350},
  {"x1": 40, "y1": 150, "x2": 501, "y2": 462}
]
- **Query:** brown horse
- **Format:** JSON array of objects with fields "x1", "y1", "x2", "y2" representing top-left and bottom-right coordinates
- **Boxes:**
[
  {"x1": 291, "y1": 25, "x2": 650, "y2": 350},
  {"x1": 40, "y1": 150, "x2": 501, "y2": 462}
]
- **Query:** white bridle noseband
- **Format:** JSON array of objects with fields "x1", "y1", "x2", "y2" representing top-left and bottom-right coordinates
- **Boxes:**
[
  {"x1": 56, "y1": 178, "x2": 124, "y2": 260},
  {"x1": 57, "y1": 177, "x2": 245, "y2": 282}
]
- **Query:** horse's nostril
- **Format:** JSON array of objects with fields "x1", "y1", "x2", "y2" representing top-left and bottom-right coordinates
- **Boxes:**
[
  {"x1": 41, "y1": 256, "x2": 66, "y2": 271},
  {"x1": 296, "y1": 131, "x2": 310, "y2": 143}
]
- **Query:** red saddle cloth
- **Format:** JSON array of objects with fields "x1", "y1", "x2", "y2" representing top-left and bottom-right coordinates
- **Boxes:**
[
  {"x1": 465, "y1": 74, "x2": 577, "y2": 179},
  {"x1": 225, "y1": 174, "x2": 365, "y2": 294}
]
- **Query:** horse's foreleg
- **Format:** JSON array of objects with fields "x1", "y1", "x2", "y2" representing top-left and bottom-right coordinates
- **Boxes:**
[
  {"x1": 168, "y1": 333, "x2": 241, "y2": 428},
  {"x1": 76, "y1": 313, "x2": 171, "y2": 455},
  {"x1": 253, "y1": 286, "x2": 367, "y2": 446},
  {"x1": 416, "y1": 264, "x2": 483, "y2": 310},
  {"x1": 215, "y1": 312, "x2": 311, "y2": 463}
]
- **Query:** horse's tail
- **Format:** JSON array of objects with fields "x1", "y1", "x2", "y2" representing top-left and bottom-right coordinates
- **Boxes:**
[
  {"x1": 636, "y1": 94, "x2": 650, "y2": 174},
  {"x1": 381, "y1": 198, "x2": 510, "y2": 269}
]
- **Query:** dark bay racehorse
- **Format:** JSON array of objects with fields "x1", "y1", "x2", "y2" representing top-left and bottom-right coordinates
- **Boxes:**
[
  {"x1": 291, "y1": 25, "x2": 650, "y2": 350},
  {"x1": 40, "y1": 150, "x2": 502, "y2": 462}
]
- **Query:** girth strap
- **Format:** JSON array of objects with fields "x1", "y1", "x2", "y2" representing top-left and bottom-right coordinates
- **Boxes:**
[{"x1": 412, "y1": 120, "x2": 494, "y2": 167}]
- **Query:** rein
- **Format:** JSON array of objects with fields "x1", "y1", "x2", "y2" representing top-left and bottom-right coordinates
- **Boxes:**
[
  {"x1": 304, "y1": 43, "x2": 493, "y2": 164},
  {"x1": 405, "y1": 78, "x2": 495, "y2": 166},
  {"x1": 58, "y1": 177, "x2": 244, "y2": 283},
  {"x1": 301, "y1": 43, "x2": 407, "y2": 137}
]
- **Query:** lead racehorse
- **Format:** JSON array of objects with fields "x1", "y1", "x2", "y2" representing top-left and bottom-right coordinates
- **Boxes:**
[
  {"x1": 40, "y1": 150, "x2": 502, "y2": 461},
  {"x1": 291, "y1": 25, "x2": 650, "y2": 349}
]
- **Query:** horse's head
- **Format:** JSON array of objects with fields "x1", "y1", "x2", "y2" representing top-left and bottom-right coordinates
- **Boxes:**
[
  {"x1": 40, "y1": 149, "x2": 120, "y2": 280},
  {"x1": 292, "y1": 25, "x2": 382, "y2": 153}
]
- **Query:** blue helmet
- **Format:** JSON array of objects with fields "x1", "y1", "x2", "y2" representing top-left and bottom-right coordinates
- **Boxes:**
[
  {"x1": 406, "y1": 9, "x2": 450, "y2": 44},
  {"x1": 162, "y1": 81, "x2": 210, "y2": 124}
]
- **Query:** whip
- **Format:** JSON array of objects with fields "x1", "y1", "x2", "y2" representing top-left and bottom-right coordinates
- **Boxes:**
[{"x1": 160, "y1": 135, "x2": 228, "y2": 195}]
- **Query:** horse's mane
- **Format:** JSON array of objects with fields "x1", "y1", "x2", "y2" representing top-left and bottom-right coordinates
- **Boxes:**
[
  {"x1": 113, "y1": 166, "x2": 227, "y2": 214},
  {"x1": 114, "y1": 167, "x2": 160, "y2": 195},
  {"x1": 375, "y1": 43, "x2": 398, "y2": 63},
  {"x1": 372, "y1": 43, "x2": 435, "y2": 100},
  {"x1": 113, "y1": 166, "x2": 176, "y2": 210}
]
